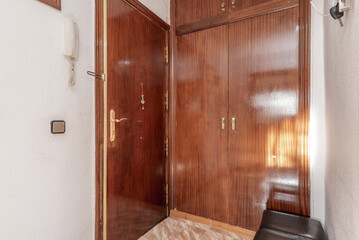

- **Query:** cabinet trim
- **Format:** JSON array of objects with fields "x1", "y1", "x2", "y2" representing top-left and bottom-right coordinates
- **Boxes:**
[{"x1": 176, "y1": 0, "x2": 299, "y2": 35}]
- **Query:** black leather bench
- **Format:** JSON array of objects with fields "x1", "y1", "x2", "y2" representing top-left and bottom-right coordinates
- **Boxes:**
[{"x1": 254, "y1": 210, "x2": 327, "y2": 240}]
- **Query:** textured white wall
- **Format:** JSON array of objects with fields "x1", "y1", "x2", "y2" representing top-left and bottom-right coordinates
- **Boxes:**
[
  {"x1": 139, "y1": 0, "x2": 170, "y2": 24},
  {"x1": 310, "y1": 0, "x2": 326, "y2": 225},
  {"x1": 324, "y1": 0, "x2": 359, "y2": 239},
  {"x1": 0, "y1": 0, "x2": 95, "y2": 239}
]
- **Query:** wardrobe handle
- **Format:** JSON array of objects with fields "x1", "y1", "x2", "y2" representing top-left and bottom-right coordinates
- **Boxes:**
[
  {"x1": 221, "y1": 2, "x2": 226, "y2": 11},
  {"x1": 232, "y1": 0, "x2": 236, "y2": 8},
  {"x1": 231, "y1": 117, "x2": 236, "y2": 131},
  {"x1": 221, "y1": 117, "x2": 226, "y2": 130}
]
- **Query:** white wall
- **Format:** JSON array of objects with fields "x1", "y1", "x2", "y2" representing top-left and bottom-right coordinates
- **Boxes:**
[
  {"x1": 310, "y1": 0, "x2": 326, "y2": 225},
  {"x1": 139, "y1": 0, "x2": 170, "y2": 24},
  {"x1": 324, "y1": 0, "x2": 359, "y2": 239},
  {"x1": 0, "y1": 1, "x2": 95, "y2": 239}
]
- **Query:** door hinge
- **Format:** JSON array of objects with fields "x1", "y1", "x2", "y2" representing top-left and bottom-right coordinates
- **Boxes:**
[
  {"x1": 164, "y1": 136, "x2": 169, "y2": 157},
  {"x1": 165, "y1": 91, "x2": 169, "y2": 112},
  {"x1": 164, "y1": 46, "x2": 169, "y2": 64},
  {"x1": 165, "y1": 183, "x2": 169, "y2": 216}
]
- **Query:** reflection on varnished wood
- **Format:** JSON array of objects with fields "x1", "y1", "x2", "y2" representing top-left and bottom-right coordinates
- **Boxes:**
[
  {"x1": 107, "y1": 197, "x2": 165, "y2": 240},
  {"x1": 228, "y1": 7, "x2": 308, "y2": 230},
  {"x1": 107, "y1": 0, "x2": 167, "y2": 239},
  {"x1": 175, "y1": 0, "x2": 227, "y2": 27},
  {"x1": 175, "y1": 7, "x2": 309, "y2": 232},
  {"x1": 175, "y1": 25, "x2": 229, "y2": 223}
]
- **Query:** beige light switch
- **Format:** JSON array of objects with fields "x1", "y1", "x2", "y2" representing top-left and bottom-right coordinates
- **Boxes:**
[{"x1": 51, "y1": 121, "x2": 66, "y2": 134}]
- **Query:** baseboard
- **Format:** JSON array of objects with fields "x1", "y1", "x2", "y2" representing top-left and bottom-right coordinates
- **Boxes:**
[{"x1": 170, "y1": 210, "x2": 256, "y2": 239}]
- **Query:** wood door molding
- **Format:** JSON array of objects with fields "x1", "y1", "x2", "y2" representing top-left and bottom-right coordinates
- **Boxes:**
[
  {"x1": 297, "y1": 0, "x2": 311, "y2": 217},
  {"x1": 168, "y1": 0, "x2": 177, "y2": 211},
  {"x1": 176, "y1": 0, "x2": 299, "y2": 35},
  {"x1": 95, "y1": 0, "x2": 104, "y2": 239},
  {"x1": 38, "y1": 0, "x2": 61, "y2": 10},
  {"x1": 123, "y1": 0, "x2": 170, "y2": 30}
]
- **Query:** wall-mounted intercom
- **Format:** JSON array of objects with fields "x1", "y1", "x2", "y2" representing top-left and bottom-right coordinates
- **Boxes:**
[{"x1": 64, "y1": 17, "x2": 79, "y2": 87}]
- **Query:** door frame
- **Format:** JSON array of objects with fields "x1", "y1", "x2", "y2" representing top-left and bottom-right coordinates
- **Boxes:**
[{"x1": 94, "y1": 1, "x2": 170, "y2": 239}]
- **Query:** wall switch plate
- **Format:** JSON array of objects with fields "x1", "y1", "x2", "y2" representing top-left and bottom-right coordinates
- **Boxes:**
[{"x1": 51, "y1": 120, "x2": 66, "y2": 134}]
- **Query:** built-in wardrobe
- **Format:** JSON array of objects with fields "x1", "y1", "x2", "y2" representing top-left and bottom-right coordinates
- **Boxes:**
[{"x1": 172, "y1": 0, "x2": 310, "y2": 231}]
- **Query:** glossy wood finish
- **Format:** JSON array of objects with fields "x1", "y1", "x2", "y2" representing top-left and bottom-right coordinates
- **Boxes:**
[
  {"x1": 106, "y1": 0, "x2": 167, "y2": 239},
  {"x1": 231, "y1": 0, "x2": 272, "y2": 12},
  {"x1": 95, "y1": 0, "x2": 104, "y2": 239},
  {"x1": 95, "y1": 1, "x2": 169, "y2": 239},
  {"x1": 173, "y1": 1, "x2": 311, "y2": 233},
  {"x1": 168, "y1": 0, "x2": 177, "y2": 211},
  {"x1": 297, "y1": 0, "x2": 311, "y2": 218},
  {"x1": 123, "y1": 0, "x2": 170, "y2": 30},
  {"x1": 38, "y1": 0, "x2": 61, "y2": 10},
  {"x1": 176, "y1": 0, "x2": 299, "y2": 35},
  {"x1": 175, "y1": 0, "x2": 229, "y2": 26},
  {"x1": 175, "y1": 25, "x2": 229, "y2": 223},
  {"x1": 228, "y1": 7, "x2": 306, "y2": 230}
]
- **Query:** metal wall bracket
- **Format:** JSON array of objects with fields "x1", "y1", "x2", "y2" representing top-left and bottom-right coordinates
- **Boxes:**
[{"x1": 87, "y1": 71, "x2": 105, "y2": 81}]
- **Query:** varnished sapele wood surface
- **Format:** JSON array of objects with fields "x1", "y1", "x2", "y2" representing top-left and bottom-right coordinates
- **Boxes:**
[
  {"x1": 174, "y1": 5, "x2": 310, "y2": 231},
  {"x1": 106, "y1": 0, "x2": 167, "y2": 239},
  {"x1": 175, "y1": 25, "x2": 230, "y2": 223},
  {"x1": 228, "y1": 7, "x2": 305, "y2": 230}
]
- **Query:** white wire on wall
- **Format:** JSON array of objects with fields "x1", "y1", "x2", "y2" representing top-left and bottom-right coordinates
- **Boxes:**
[{"x1": 310, "y1": 0, "x2": 330, "y2": 17}]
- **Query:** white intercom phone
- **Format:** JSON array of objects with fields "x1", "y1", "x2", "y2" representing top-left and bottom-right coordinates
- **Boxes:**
[{"x1": 64, "y1": 18, "x2": 79, "y2": 87}]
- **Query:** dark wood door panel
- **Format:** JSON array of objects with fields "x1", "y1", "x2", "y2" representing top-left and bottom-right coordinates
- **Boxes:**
[
  {"x1": 107, "y1": 0, "x2": 166, "y2": 239},
  {"x1": 175, "y1": 25, "x2": 229, "y2": 223},
  {"x1": 228, "y1": 7, "x2": 306, "y2": 230},
  {"x1": 231, "y1": 0, "x2": 273, "y2": 11},
  {"x1": 175, "y1": 0, "x2": 228, "y2": 26}
]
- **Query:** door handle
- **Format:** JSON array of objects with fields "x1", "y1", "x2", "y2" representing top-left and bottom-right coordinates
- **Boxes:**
[
  {"x1": 221, "y1": 117, "x2": 226, "y2": 130},
  {"x1": 231, "y1": 117, "x2": 236, "y2": 131},
  {"x1": 232, "y1": 0, "x2": 236, "y2": 8},
  {"x1": 110, "y1": 109, "x2": 127, "y2": 142},
  {"x1": 221, "y1": 2, "x2": 226, "y2": 11}
]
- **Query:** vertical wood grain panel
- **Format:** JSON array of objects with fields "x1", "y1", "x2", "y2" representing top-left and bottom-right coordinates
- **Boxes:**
[
  {"x1": 297, "y1": 0, "x2": 311, "y2": 218},
  {"x1": 169, "y1": 0, "x2": 177, "y2": 211},
  {"x1": 232, "y1": 0, "x2": 272, "y2": 11},
  {"x1": 95, "y1": 0, "x2": 104, "y2": 239},
  {"x1": 228, "y1": 7, "x2": 305, "y2": 230},
  {"x1": 106, "y1": 0, "x2": 167, "y2": 239},
  {"x1": 175, "y1": 25, "x2": 229, "y2": 223},
  {"x1": 175, "y1": 0, "x2": 228, "y2": 26}
]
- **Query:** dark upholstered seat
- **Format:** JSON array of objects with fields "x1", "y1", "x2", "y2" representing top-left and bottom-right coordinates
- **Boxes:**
[
  {"x1": 254, "y1": 210, "x2": 327, "y2": 240},
  {"x1": 259, "y1": 210, "x2": 326, "y2": 240},
  {"x1": 254, "y1": 229, "x2": 312, "y2": 240}
]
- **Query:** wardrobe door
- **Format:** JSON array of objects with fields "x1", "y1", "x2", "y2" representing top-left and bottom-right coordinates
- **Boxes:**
[
  {"x1": 228, "y1": 7, "x2": 308, "y2": 231},
  {"x1": 175, "y1": 26, "x2": 229, "y2": 223},
  {"x1": 175, "y1": 0, "x2": 229, "y2": 26}
]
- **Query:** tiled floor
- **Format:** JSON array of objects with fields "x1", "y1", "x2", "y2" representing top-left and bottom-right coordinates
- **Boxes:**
[{"x1": 139, "y1": 216, "x2": 252, "y2": 240}]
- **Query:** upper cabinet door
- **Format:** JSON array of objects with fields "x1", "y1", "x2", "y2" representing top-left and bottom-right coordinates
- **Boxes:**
[
  {"x1": 175, "y1": 0, "x2": 229, "y2": 26},
  {"x1": 229, "y1": 0, "x2": 274, "y2": 12}
]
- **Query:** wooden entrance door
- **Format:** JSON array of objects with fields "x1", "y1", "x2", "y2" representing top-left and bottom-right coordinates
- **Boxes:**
[{"x1": 106, "y1": 1, "x2": 167, "y2": 239}]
